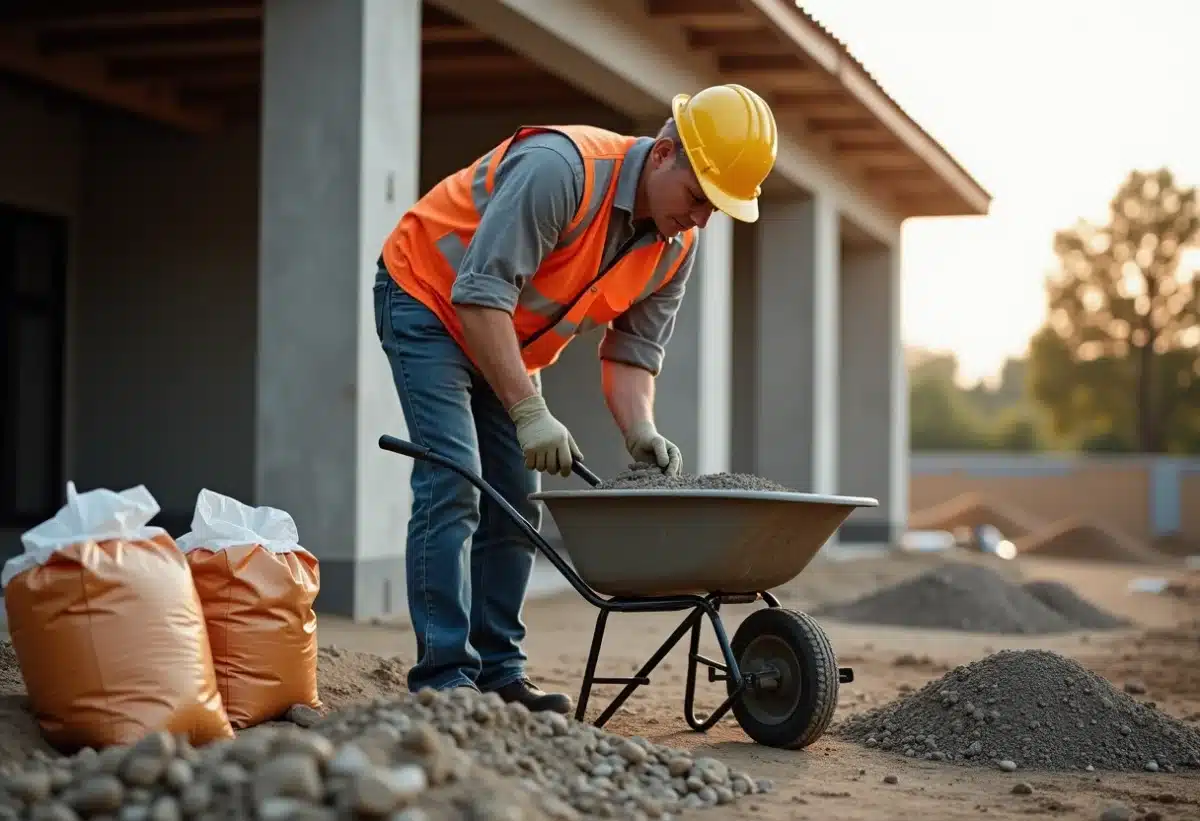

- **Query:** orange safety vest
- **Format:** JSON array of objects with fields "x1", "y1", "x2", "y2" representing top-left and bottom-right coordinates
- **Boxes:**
[{"x1": 381, "y1": 125, "x2": 696, "y2": 374}]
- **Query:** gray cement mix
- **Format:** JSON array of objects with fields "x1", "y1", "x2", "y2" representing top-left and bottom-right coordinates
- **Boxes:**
[
  {"x1": 1019, "y1": 580, "x2": 1131, "y2": 630},
  {"x1": 812, "y1": 563, "x2": 1078, "y2": 635},
  {"x1": 834, "y1": 649, "x2": 1200, "y2": 772},
  {"x1": 600, "y1": 463, "x2": 794, "y2": 492}
]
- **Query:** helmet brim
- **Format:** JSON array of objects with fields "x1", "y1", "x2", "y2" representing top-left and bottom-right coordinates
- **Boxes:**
[{"x1": 672, "y1": 93, "x2": 762, "y2": 224}]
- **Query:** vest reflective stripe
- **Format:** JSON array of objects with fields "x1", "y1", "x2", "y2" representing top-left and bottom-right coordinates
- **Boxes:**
[
  {"x1": 522, "y1": 233, "x2": 692, "y2": 351},
  {"x1": 382, "y1": 124, "x2": 696, "y2": 374}
]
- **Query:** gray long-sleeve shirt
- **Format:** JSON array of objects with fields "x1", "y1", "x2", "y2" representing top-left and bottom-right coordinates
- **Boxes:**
[{"x1": 448, "y1": 132, "x2": 697, "y2": 376}]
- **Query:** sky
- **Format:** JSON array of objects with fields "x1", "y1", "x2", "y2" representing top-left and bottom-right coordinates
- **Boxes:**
[{"x1": 794, "y1": 0, "x2": 1200, "y2": 386}]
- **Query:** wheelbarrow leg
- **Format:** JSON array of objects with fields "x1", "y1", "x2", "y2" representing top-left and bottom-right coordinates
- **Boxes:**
[
  {"x1": 682, "y1": 599, "x2": 747, "y2": 732},
  {"x1": 574, "y1": 609, "x2": 609, "y2": 722},
  {"x1": 587, "y1": 607, "x2": 705, "y2": 729}
]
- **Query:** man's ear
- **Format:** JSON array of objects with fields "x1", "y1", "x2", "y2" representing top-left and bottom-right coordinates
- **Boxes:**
[{"x1": 649, "y1": 137, "x2": 676, "y2": 169}]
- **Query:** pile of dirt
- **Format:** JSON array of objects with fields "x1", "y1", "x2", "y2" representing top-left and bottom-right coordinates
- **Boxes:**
[
  {"x1": 1015, "y1": 516, "x2": 1167, "y2": 564},
  {"x1": 907, "y1": 492, "x2": 1045, "y2": 540},
  {"x1": 0, "y1": 641, "x2": 767, "y2": 819},
  {"x1": 812, "y1": 562, "x2": 1082, "y2": 634},
  {"x1": 1020, "y1": 580, "x2": 1131, "y2": 629},
  {"x1": 600, "y1": 462, "x2": 793, "y2": 492},
  {"x1": 834, "y1": 649, "x2": 1200, "y2": 772}
]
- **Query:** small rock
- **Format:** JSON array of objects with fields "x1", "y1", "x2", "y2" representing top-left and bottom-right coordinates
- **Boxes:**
[
  {"x1": 287, "y1": 704, "x2": 323, "y2": 728},
  {"x1": 998, "y1": 760, "x2": 1017, "y2": 772},
  {"x1": 1011, "y1": 782, "x2": 1033, "y2": 795},
  {"x1": 883, "y1": 774, "x2": 899, "y2": 785},
  {"x1": 120, "y1": 756, "x2": 165, "y2": 788},
  {"x1": 7, "y1": 768, "x2": 53, "y2": 802},
  {"x1": 253, "y1": 753, "x2": 323, "y2": 803},
  {"x1": 69, "y1": 774, "x2": 125, "y2": 815},
  {"x1": 1145, "y1": 760, "x2": 1160, "y2": 772},
  {"x1": 1123, "y1": 680, "x2": 1147, "y2": 695},
  {"x1": 162, "y1": 760, "x2": 192, "y2": 791},
  {"x1": 149, "y1": 796, "x2": 180, "y2": 821},
  {"x1": 29, "y1": 802, "x2": 79, "y2": 821},
  {"x1": 1098, "y1": 806, "x2": 1133, "y2": 821}
]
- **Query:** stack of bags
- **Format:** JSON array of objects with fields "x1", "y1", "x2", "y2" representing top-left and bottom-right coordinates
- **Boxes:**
[{"x1": 1, "y1": 484, "x2": 323, "y2": 750}]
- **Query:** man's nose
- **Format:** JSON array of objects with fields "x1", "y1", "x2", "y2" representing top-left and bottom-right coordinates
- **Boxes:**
[{"x1": 691, "y1": 205, "x2": 714, "y2": 229}]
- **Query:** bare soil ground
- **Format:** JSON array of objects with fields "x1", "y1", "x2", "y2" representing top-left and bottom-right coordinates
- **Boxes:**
[
  {"x1": 2, "y1": 549, "x2": 1197, "y2": 819},
  {"x1": 314, "y1": 551, "x2": 1200, "y2": 820}
]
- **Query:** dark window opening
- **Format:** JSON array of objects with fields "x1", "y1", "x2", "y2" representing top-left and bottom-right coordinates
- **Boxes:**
[{"x1": 0, "y1": 203, "x2": 67, "y2": 527}]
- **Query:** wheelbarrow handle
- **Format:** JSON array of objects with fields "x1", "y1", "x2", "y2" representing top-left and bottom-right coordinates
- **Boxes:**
[{"x1": 378, "y1": 434, "x2": 601, "y2": 486}]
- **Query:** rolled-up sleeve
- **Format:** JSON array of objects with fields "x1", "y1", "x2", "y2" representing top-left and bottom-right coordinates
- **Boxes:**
[
  {"x1": 450, "y1": 135, "x2": 584, "y2": 314},
  {"x1": 599, "y1": 237, "x2": 698, "y2": 376}
]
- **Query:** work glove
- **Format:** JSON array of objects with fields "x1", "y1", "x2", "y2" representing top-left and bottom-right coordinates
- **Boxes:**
[
  {"x1": 624, "y1": 420, "x2": 683, "y2": 476},
  {"x1": 508, "y1": 394, "x2": 583, "y2": 477}
]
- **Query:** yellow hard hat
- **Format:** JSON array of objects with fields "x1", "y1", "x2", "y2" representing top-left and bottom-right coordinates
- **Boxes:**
[{"x1": 671, "y1": 84, "x2": 778, "y2": 223}]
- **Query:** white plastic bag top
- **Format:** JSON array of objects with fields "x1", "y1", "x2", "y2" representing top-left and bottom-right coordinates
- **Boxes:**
[
  {"x1": 175, "y1": 488, "x2": 311, "y2": 557},
  {"x1": 2, "y1": 481, "x2": 165, "y2": 589}
]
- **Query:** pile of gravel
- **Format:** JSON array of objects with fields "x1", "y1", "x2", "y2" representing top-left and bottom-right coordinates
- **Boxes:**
[
  {"x1": 0, "y1": 688, "x2": 768, "y2": 821},
  {"x1": 601, "y1": 462, "x2": 793, "y2": 492},
  {"x1": 812, "y1": 563, "x2": 1079, "y2": 634},
  {"x1": 834, "y1": 649, "x2": 1200, "y2": 772},
  {"x1": 1020, "y1": 580, "x2": 1131, "y2": 629}
]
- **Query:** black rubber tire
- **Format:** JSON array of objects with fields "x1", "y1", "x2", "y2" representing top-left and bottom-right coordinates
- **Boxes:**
[{"x1": 726, "y1": 607, "x2": 839, "y2": 749}]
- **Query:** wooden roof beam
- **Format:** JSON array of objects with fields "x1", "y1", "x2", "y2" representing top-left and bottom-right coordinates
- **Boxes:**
[{"x1": 0, "y1": 29, "x2": 219, "y2": 132}]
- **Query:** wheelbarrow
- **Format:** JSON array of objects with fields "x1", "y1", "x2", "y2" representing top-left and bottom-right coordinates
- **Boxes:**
[{"x1": 378, "y1": 434, "x2": 878, "y2": 749}]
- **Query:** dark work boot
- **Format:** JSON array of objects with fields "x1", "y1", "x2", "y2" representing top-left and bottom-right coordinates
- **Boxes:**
[{"x1": 491, "y1": 677, "x2": 573, "y2": 715}]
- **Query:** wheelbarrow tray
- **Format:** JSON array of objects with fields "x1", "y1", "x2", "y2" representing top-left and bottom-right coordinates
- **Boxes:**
[{"x1": 530, "y1": 487, "x2": 878, "y2": 598}]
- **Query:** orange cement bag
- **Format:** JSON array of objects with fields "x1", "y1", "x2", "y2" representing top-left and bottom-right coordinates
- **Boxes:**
[
  {"x1": 176, "y1": 489, "x2": 322, "y2": 729},
  {"x1": 1, "y1": 482, "x2": 234, "y2": 750}
]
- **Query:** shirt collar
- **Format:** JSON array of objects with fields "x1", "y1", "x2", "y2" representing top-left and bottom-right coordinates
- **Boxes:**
[{"x1": 613, "y1": 137, "x2": 683, "y2": 245}]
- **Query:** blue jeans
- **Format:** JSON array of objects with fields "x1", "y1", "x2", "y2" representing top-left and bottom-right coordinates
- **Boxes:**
[{"x1": 373, "y1": 265, "x2": 541, "y2": 693}]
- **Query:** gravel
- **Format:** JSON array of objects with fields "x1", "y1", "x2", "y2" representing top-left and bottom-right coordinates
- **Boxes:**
[
  {"x1": 1019, "y1": 580, "x2": 1131, "y2": 629},
  {"x1": 0, "y1": 688, "x2": 768, "y2": 821},
  {"x1": 834, "y1": 649, "x2": 1200, "y2": 772},
  {"x1": 600, "y1": 462, "x2": 794, "y2": 492},
  {"x1": 812, "y1": 563, "x2": 1079, "y2": 634}
]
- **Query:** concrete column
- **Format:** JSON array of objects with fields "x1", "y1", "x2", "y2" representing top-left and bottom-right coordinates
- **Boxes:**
[
  {"x1": 838, "y1": 244, "x2": 908, "y2": 544},
  {"x1": 754, "y1": 196, "x2": 839, "y2": 495},
  {"x1": 257, "y1": 0, "x2": 421, "y2": 619},
  {"x1": 652, "y1": 212, "x2": 734, "y2": 475}
]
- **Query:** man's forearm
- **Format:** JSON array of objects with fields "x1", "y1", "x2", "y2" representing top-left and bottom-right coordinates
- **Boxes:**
[
  {"x1": 457, "y1": 305, "x2": 538, "y2": 410},
  {"x1": 601, "y1": 359, "x2": 656, "y2": 437}
]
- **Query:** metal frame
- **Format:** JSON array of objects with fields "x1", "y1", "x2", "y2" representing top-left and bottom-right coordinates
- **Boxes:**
[{"x1": 378, "y1": 435, "x2": 855, "y2": 730}]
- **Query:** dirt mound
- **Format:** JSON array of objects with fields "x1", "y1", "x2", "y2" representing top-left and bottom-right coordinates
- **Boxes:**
[
  {"x1": 1015, "y1": 517, "x2": 1167, "y2": 564},
  {"x1": 908, "y1": 492, "x2": 1044, "y2": 539},
  {"x1": 600, "y1": 462, "x2": 793, "y2": 492},
  {"x1": 0, "y1": 640, "x2": 769, "y2": 818},
  {"x1": 1020, "y1": 580, "x2": 1131, "y2": 629},
  {"x1": 834, "y1": 649, "x2": 1200, "y2": 772},
  {"x1": 812, "y1": 562, "x2": 1078, "y2": 634}
]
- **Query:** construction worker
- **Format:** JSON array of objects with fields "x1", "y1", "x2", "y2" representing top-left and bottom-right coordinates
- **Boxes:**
[{"x1": 373, "y1": 84, "x2": 778, "y2": 712}]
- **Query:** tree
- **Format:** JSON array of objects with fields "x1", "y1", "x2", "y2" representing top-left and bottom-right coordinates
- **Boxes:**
[
  {"x1": 1030, "y1": 168, "x2": 1200, "y2": 452},
  {"x1": 908, "y1": 350, "x2": 999, "y2": 451}
]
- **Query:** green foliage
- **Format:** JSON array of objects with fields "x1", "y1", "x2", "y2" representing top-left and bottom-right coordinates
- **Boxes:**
[
  {"x1": 1028, "y1": 168, "x2": 1200, "y2": 453},
  {"x1": 908, "y1": 349, "x2": 1050, "y2": 452}
]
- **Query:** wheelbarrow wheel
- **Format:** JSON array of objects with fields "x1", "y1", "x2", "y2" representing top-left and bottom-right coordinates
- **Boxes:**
[{"x1": 726, "y1": 607, "x2": 839, "y2": 749}]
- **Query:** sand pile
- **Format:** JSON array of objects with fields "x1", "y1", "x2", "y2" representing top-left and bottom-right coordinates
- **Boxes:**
[
  {"x1": 1020, "y1": 580, "x2": 1131, "y2": 629},
  {"x1": 1015, "y1": 517, "x2": 1166, "y2": 564},
  {"x1": 0, "y1": 641, "x2": 766, "y2": 819},
  {"x1": 835, "y1": 649, "x2": 1200, "y2": 772},
  {"x1": 908, "y1": 492, "x2": 1045, "y2": 539},
  {"x1": 812, "y1": 563, "x2": 1084, "y2": 634},
  {"x1": 600, "y1": 463, "x2": 793, "y2": 492}
]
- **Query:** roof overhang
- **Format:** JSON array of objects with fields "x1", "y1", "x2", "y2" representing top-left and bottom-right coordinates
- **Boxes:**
[{"x1": 0, "y1": 0, "x2": 991, "y2": 220}]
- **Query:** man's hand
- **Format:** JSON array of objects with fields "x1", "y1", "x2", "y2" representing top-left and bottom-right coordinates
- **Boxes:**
[
  {"x1": 624, "y1": 420, "x2": 683, "y2": 476},
  {"x1": 508, "y1": 394, "x2": 583, "y2": 477}
]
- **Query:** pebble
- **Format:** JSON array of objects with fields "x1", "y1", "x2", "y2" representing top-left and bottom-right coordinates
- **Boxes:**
[
  {"x1": 1098, "y1": 806, "x2": 1133, "y2": 821},
  {"x1": 1011, "y1": 782, "x2": 1033, "y2": 795},
  {"x1": 998, "y1": 760, "x2": 1017, "y2": 772},
  {"x1": 882, "y1": 775, "x2": 899, "y2": 785}
]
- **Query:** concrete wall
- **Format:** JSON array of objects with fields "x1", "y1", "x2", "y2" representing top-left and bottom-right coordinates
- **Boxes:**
[{"x1": 910, "y1": 454, "x2": 1200, "y2": 549}]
